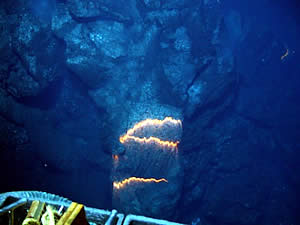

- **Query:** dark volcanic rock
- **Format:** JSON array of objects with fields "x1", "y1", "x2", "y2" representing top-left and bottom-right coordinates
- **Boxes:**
[
  {"x1": 52, "y1": 3, "x2": 128, "y2": 89},
  {"x1": 0, "y1": 5, "x2": 64, "y2": 98},
  {"x1": 67, "y1": 0, "x2": 131, "y2": 24}
]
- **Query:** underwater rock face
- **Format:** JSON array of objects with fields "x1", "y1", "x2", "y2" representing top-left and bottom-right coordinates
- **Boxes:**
[
  {"x1": 1, "y1": 0, "x2": 299, "y2": 224},
  {"x1": 0, "y1": 0, "x2": 235, "y2": 218},
  {"x1": 66, "y1": 0, "x2": 131, "y2": 23},
  {"x1": 1, "y1": 8, "x2": 64, "y2": 98}
]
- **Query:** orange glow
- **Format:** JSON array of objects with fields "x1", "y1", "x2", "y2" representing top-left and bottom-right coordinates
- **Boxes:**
[
  {"x1": 281, "y1": 48, "x2": 289, "y2": 60},
  {"x1": 125, "y1": 117, "x2": 182, "y2": 136},
  {"x1": 112, "y1": 154, "x2": 119, "y2": 161},
  {"x1": 119, "y1": 117, "x2": 181, "y2": 149},
  {"x1": 113, "y1": 177, "x2": 168, "y2": 189},
  {"x1": 120, "y1": 135, "x2": 179, "y2": 148}
]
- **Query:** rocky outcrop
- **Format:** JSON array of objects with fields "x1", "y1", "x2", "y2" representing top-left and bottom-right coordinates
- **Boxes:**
[{"x1": 0, "y1": 4, "x2": 64, "y2": 98}]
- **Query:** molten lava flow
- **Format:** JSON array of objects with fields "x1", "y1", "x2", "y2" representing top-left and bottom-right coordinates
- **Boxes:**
[
  {"x1": 119, "y1": 117, "x2": 181, "y2": 149},
  {"x1": 124, "y1": 117, "x2": 182, "y2": 136},
  {"x1": 112, "y1": 154, "x2": 119, "y2": 161},
  {"x1": 113, "y1": 177, "x2": 168, "y2": 189},
  {"x1": 120, "y1": 135, "x2": 179, "y2": 149}
]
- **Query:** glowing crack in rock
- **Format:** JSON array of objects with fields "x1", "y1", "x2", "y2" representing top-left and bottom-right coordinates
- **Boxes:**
[
  {"x1": 119, "y1": 117, "x2": 182, "y2": 149},
  {"x1": 113, "y1": 177, "x2": 168, "y2": 190},
  {"x1": 122, "y1": 117, "x2": 182, "y2": 137},
  {"x1": 120, "y1": 136, "x2": 179, "y2": 148}
]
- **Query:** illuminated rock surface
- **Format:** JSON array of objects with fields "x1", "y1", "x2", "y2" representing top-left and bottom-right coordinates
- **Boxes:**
[{"x1": 112, "y1": 117, "x2": 183, "y2": 218}]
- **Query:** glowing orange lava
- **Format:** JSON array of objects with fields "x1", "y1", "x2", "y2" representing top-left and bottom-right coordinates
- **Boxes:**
[
  {"x1": 113, "y1": 177, "x2": 168, "y2": 189},
  {"x1": 120, "y1": 135, "x2": 179, "y2": 148},
  {"x1": 112, "y1": 154, "x2": 119, "y2": 161},
  {"x1": 119, "y1": 117, "x2": 181, "y2": 149}
]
